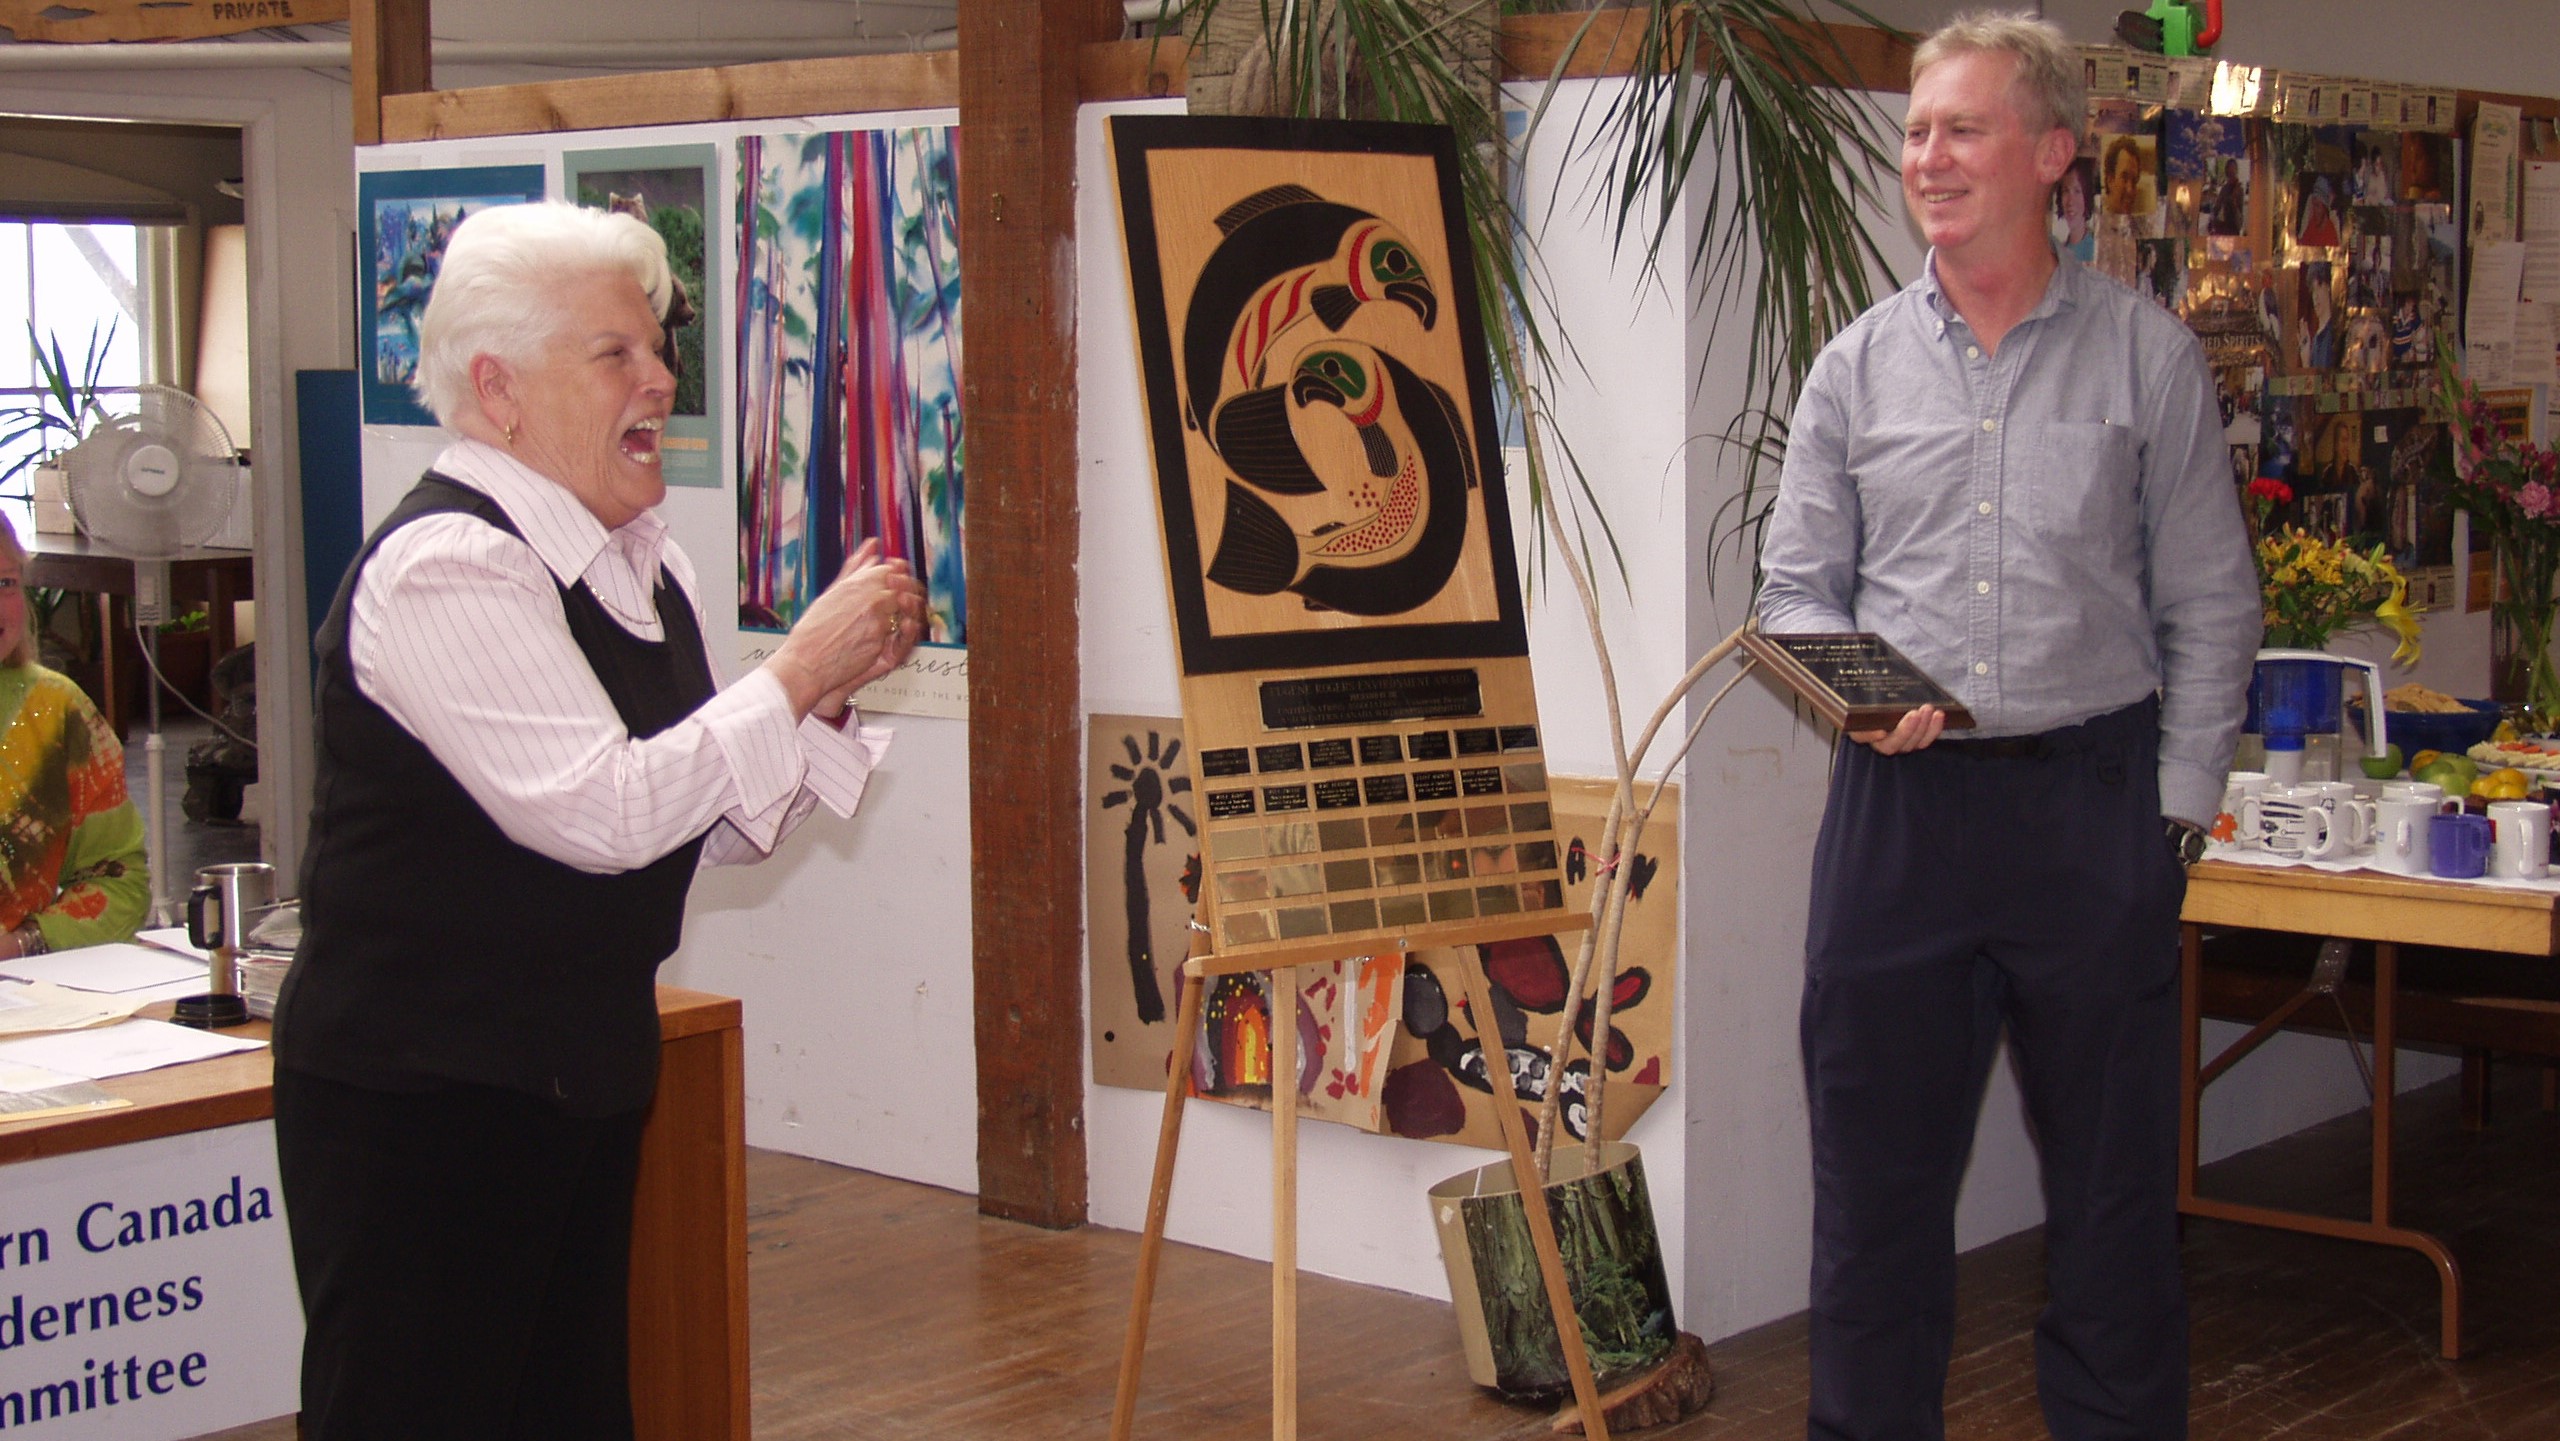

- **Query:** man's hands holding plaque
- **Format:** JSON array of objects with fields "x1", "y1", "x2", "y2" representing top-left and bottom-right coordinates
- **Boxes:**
[{"x1": 1852, "y1": 704, "x2": 1947, "y2": 755}]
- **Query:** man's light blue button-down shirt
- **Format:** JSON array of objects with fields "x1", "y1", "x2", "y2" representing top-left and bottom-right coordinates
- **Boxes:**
[{"x1": 1757, "y1": 249, "x2": 2261, "y2": 827}]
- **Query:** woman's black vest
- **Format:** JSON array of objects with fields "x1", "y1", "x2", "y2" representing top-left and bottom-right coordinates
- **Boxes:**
[{"x1": 275, "y1": 474, "x2": 715, "y2": 1117}]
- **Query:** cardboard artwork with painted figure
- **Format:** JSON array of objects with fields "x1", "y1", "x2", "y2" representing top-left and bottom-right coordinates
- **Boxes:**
[
  {"x1": 1088, "y1": 715, "x2": 1201, "y2": 1094},
  {"x1": 1086, "y1": 714, "x2": 1402, "y2": 1131},
  {"x1": 1088, "y1": 746, "x2": 1675, "y2": 1147},
  {"x1": 1110, "y1": 115, "x2": 1573, "y2": 970},
  {"x1": 1186, "y1": 956, "x2": 1404, "y2": 1132},
  {"x1": 1380, "y1": 778, "x2": 1679, "y2": 1151}
]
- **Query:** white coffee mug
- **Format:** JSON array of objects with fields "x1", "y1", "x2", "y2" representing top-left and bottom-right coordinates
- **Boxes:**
[
  {"x1": 2217, "y1": 770, "x2": 2271, "y2": 844},
  {"x1": 2373, "y1": 793, "x2": 2440, "y2": 876},
  {"x1": 2240, "y1": 790, "x2": 2344, "y2": 860},
  {"x1": 2382, "y1": 780, "x2": 2454, "y2": 808},
  {"x1": 2488, "y1": 800, "x2": 2552, "y2": 879},
  {"x1": 2294, "y1": 781, "x2": 2378, "y2": 851}
]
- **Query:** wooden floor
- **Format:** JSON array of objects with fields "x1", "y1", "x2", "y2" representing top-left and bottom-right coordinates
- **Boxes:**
[{"x1": 205, "y1": 1063, "x2": 2560, "y2": 1439}]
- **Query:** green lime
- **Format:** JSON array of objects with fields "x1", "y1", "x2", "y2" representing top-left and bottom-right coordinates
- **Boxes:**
[{"x1": 2414, "y1": 756, "x2": 2473, "y2": 797}]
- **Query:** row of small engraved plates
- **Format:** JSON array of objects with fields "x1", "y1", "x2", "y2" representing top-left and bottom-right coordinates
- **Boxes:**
[
  {"x1": 1195, "y1": 722, "x2": 1542, "y2": 781},
  {"x1": 1213, "y1": 875, "x2": 1567, "y2": 951},
  {"x1": 1204, "y1": 798, "x2": 1563, "y2": 951}
]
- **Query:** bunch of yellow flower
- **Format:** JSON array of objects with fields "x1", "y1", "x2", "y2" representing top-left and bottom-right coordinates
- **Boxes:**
[{"x1": 2255, "y1": 526, "x2": 2422, "y2": 663}]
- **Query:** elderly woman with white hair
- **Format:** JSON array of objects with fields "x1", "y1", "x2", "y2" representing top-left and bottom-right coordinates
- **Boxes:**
[{"x1": 270, "y1": 201, "x2": 925, "y2": 1440}]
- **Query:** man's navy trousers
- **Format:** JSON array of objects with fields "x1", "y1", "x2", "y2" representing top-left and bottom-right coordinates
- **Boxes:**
[{"x1": 1801, "y1": 697, "x2": 2189, "y2": 1441}]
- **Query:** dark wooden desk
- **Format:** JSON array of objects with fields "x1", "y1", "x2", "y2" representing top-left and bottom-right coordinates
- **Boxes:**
[
  {"x1": 0, "y1": 984, "x2": 751, "y2": 1441},
  {"x1": 2179, "y1": 861, "x2": 2560, "y2": 1360},
  {"x1": 11, "y1": 515, "x2": 254, "y2": 736}
]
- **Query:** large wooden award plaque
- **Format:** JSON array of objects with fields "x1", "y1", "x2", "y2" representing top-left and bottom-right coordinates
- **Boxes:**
[{"x1": 1110, "y1": 116, "x2": 1574, "y2": 972}]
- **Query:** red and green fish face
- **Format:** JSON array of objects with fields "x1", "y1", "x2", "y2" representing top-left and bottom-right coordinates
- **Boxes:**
[
  {"x1": 1204, "y1": 339, "x2": 1480, "y2": 617},
  {"x1": 1344, "y1": 225, "x2": 1436, "y2": 332},
  {"x1": 1217, "y1": 219, "x2": 1438, "y2": 403}
]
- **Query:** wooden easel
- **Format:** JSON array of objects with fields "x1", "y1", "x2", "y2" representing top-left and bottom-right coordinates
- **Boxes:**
[{"x1": 1109, "y1": 923, "x2": 1613, "y2": 1441}]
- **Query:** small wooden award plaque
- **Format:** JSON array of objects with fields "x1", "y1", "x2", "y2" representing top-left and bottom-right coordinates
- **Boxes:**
[{"x1": 1740, "y1": 628, "x2": 1977, "y2": 733}]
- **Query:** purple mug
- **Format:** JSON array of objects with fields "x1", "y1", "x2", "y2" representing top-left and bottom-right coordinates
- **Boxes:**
[{"x1": 2429, "y1": 812, "x2": 2493, "y2": 879}]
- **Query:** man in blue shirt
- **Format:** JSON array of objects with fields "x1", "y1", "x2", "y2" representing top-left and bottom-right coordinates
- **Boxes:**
[{"x1": 1756, "y1": 11, "x2": 2260, "y2": 1440}]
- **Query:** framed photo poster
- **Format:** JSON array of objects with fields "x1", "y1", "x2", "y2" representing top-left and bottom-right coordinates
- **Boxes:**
[
  {"x1": 564, "y1": 143, "x2": 721, "y2": 488},
  {"x1": 358, "y1": 164, "x2": 547, "y2": 427}
]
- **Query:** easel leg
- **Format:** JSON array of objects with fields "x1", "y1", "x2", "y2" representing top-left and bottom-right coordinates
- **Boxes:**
[
  {"x1": 1110, "y1": 966, "x2": 1206, "y2": 1441},
  {"x1": 1272, "y1": 966, "x2": 1300, "y2": 1441},
  {"x1": 1455, "y1": 958, "x2": 1612, "y2": 1441}
]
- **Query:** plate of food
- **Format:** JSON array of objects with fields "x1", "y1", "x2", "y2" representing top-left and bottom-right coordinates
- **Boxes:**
[{"x1": 2467, "y1": 734, "x2": 2560, "y2": 778}]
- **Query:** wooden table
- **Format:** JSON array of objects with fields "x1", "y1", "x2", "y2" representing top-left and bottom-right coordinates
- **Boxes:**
[
  {"x1": 0, "y1": 985, "x2": 750, "y2": 1441},
  {"x1": 13, "y1": 515, "x2": 254, "y2": 736},
  {"x1": 2179, "y1": 861, "x2": 2560, "y2": 1360}
]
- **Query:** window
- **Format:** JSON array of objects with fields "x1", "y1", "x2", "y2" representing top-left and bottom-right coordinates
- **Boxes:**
[{"x1": 0, "y1": 220, "x2": 177, "y2": 484}]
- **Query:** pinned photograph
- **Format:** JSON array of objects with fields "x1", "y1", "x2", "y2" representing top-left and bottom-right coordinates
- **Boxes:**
[
  {"x1": 2099, "y1": 132, "x2": 2159, "y2": 218},
  {"x1": 2163, "y1": 110, "x2": 2249, "y2": 238},
  {"x1": 2053, "y1": 157, "x2": 2099, "y2": 263},
  {"x1": 2138, "y1": 237, "x2": 2188, "y2": 313}
]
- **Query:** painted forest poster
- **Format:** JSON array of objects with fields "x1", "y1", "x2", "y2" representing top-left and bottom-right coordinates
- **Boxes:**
[{"x1": 735, "y1": 126, "x2": 968, "y2": 716}]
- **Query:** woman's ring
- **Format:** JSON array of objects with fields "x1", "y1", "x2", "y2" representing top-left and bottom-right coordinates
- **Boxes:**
[{"x1": 887, "y1": 614, "x2": 903, "y2": 642}]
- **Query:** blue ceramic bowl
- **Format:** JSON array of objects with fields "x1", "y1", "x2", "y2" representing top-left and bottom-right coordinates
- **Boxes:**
[{"x1": 2351, "y1": 699, "x2": 2503, "y2": 758}]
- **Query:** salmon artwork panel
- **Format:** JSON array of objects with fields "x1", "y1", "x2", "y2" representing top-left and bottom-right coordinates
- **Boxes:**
[
  {"x1": 1110, "y1": 116, "x2": 1568, "y2": 970},
  {"x1": 1109, "y1": 114, "x2": 1526, "y2": 676}
]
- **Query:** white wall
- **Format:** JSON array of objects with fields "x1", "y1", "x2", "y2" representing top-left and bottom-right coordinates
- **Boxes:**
[{"x1": 354, "y1": 110, "x2": 982, "y2": 1195}]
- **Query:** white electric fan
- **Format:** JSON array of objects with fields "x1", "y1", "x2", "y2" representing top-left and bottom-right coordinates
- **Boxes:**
[{"x1": 58, "y1": 386, "x2": 243, "y2": 927}]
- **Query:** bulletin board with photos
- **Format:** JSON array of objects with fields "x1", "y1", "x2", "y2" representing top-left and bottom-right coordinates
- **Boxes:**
[{"x1": 2069, "y1": 49, "x2": 2468, "y2": 611}]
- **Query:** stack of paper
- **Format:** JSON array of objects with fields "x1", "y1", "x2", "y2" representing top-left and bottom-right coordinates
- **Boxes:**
[
  {"x1": 0, "y1": 1074, "x2": 128, "y2": 1122},
  {"x1": 237, "y1": 951, "x2": 291, "y2": 1020},
  {"x1": 0, "y1": 977, "x2": 143, "y2": 1035},
  {"x1": 0, "y1": 941, "x2": 267, "y2": 1114},
  {"x1": 0, "y1": 941, "x2": 208, "y2": 1001}
]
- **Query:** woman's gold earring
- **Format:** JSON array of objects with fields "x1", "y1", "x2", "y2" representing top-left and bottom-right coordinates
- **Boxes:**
[{"x1": 503, "y1": 420, "x2": 517, "y2": 446}]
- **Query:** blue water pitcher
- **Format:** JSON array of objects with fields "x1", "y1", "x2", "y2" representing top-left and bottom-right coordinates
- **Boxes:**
[{"x1": 2248, "y1": 648, "x2": 2387, "y2": 786}]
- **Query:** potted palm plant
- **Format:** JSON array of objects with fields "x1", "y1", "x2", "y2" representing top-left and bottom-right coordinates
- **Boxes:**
[{"x1": 2, "y1": 321, "x2": 120, "y2": 531}]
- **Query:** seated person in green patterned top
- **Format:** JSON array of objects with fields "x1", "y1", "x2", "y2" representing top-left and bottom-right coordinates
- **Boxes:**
[{"x1": 0, "y1": 513, "x2": 148, "y2": 960}]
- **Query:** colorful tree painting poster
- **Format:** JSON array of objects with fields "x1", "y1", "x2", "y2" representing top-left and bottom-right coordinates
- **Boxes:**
[
  {"x1": 564, "y1": 143, "x2": 720, "y2": 488},
  {"x1": 735, "y1": 126, "x2": 966, "y2": 717},
  {"x1": 358, "y1": 164, "x2": 546, "y2": 427}
]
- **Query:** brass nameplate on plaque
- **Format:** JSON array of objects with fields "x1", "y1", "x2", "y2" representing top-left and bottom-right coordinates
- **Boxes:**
[
  {"x1": 1741, "y1": 629, "x2": 1976, "y2": 733},
  {"x1": 1260, "y1": 669, "x2": 1482, "y2": 731}
]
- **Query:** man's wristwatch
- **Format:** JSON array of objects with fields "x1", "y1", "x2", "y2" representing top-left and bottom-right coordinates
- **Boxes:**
[{"x1": 2166, "y1": 819, "x2": 2208, "y2": 867}]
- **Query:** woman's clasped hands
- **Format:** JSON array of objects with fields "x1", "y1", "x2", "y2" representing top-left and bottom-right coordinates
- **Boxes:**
[{"x1": 763, "y1": 538, "x2": 929, "y2": 721}]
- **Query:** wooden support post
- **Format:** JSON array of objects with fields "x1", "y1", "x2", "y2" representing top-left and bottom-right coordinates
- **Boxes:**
[
  {"x1": 958, "y1": 0, "x2": 1123, "y2": 1229},
  {"x1": 1456, "y1": 958, "x2": 1612, "y2": 1440},
  {"x1": 350, "y1": 0, "x2": 433, "y2": 146}
]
